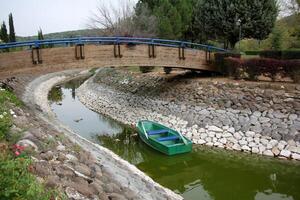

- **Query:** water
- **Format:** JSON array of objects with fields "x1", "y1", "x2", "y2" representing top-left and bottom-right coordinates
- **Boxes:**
[{"x1": 49, "y1": 77, "x2": 300, "y2": 200}]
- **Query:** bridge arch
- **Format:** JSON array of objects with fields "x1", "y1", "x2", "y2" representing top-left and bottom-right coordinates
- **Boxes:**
[{"x1": 0, "y1": 37, "x2": 225, "y2": 73}]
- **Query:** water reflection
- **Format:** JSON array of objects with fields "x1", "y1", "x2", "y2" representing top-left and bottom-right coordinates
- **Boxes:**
[{"x1": 49, "y1": 77, "x2": 300, "y2": 200}]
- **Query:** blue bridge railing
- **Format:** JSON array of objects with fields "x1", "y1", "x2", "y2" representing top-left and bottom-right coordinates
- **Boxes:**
[{"x1": 0, "y1": 37, "x2": 226, "y2": 52}]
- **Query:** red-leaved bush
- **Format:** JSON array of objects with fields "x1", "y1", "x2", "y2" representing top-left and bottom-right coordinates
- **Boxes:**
[{"x1": 224, "y1": 57, "x2": 300, "y2": 82}]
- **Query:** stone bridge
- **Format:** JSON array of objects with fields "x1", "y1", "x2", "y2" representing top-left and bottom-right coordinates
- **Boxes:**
[{"x1": 0, "y1": 37, "x2": 226, "y2": 74}]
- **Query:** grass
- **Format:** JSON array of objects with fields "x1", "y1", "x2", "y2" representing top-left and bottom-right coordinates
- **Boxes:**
[{"x1": 0, "y1": 88, "x2": 65, "y2": 200}]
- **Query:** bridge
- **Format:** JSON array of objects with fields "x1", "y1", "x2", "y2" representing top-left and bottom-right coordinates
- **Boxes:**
[{"x1": 0, "y1": 37, "x2": 226, "y2": 74}]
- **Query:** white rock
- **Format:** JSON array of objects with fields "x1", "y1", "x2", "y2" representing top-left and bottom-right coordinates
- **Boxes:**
[
  {"x1": 208, "y1": 126, "x2": 223, "y2": 132},
  {"x1": 197, "y1": 139, "x2": 206, "y2": 145},
  {"x1": 200, "y1": 133, "x2": 208, "y2": 139},
  {"x1": 263, "y1": 150, "x2": 274, "y2": 157},
  {"x1": 219, "y1": 138, "x2": 227, "y2": 144},
  {"x1": 227, "y1": 127, "x2": 235, "y2": 133},
  {"x1": 289, "y1": 114, "x2": 298, "y2": 121},
  {"x1": 242, "y1": 145, "x2": 251, "y2": 152},
  {"x1": 245, "y1": 131, "x2": 255, "y2": 137},
  {"x1": 57, "y1": 144, "x2": 66, "y2": 151},
  {"x1": 239, "y1": 140, "x2": 248, "y2": 146},
  {"x1": 254, "y1": 137, "x2": 260, "y2": 144},
  {"x1": 66, "y1": 154, "x2": 78, "y2": 161},
  {"x1": 223, "y1": 132, "x2": 232, "y2": 138},
  {"x1": 206, "y1": 142, "x2": 214, "y2": 146},
  {"x1": 291, "y1": 153, "x2": 300, "y2": 160},
  {"x1": 252, "y1": 147, "x2": 260, "y2": 154},
  {"x1": 259, "y1": 145, "x2": 266, "y2": 153},
  {"x1": 266, "y1": 143, "x2": 273, "y2": 150},
  {"x1": 248, "y1": 142, "x2": 256, "y2": 148},
  {"x1": 277, "y1": 143, "x2": 286, "y2": 151},
  {"x1": 212, "y1": 137, "x2": 218, "y2": 142},
  {"x1": 234, "y1": 132, "x2": 242, "y2": 140},
  {"x1": 214, "y1": 142, "x2": 222, "y2": 147},
  {"x1": 269, "y1": 140, "x2": 278, "y2": 147},
  {"x1": 272, "y1": 147, "x2": 280, "y2": 156},
  {"x1": 288, "y1": 146, "x2": 300, "y2": 154},
  {"x1": 232, "y1": 144, "x2": 241, "y2": 151},
  {"x1": 280, "y1": 150, "x2": 291, "y2": 158},
  {"x1": 287, "y1": 140, "x2": 296, "y2": 147},
  {"x1": 260, "y1": 139, "x2": 269, "y2": 146},
  {"x1": 198, "y1": 128, "x2": 205, "y2": 133},
  {"x1": 246, "y1": 137, "x2": 253, "y2": 142},
  {"x1": 215, "y1": 133, "x2": 222, "y2": 139},
  {"x1": 205, "y1": 137, "x2": 212, "y2": 142}
]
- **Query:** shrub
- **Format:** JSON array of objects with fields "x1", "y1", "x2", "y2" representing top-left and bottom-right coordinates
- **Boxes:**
[
  {"x1": 260, "y1": 50, "x2": 282, "y2": 59},
  {"x1": 244, "y1": 51, "x2": 261, "y2": 56},
  {"x1": 260, "y1": 50, "x2": 300, "y2": 60},
  {"x1": 282, "y1": 60, "x2": 300, "y2": 83},
  {"x1": 163, "y1": 67, "x2": 172, "y2": 74},
  {"x1": 0, "y1": 113, "x2": 11, "y2": 140},
  {"x1": 139, "y1": 66, "x2": 155, "y2": 73},
  {"x1": 224, "y1": 57, "x2": 244, "y2": 79},
  {"x1": 243, "y1": 58, "x2": 283, "y2": 81},
  {"x1": 214, "y1": 52, "x2": 241, "y2": 75}
]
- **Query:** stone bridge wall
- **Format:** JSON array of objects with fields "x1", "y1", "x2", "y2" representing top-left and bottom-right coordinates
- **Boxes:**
[{"x1": 0, "y1": 44, "x2": 213, "y2": 73}]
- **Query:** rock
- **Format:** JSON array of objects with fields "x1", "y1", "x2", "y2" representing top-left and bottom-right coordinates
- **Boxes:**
[
  {"x1": 219, "y1": 138, "x2": 227, "y2": 144},
  {"x1": 40, "y1": 151, "x2": 54, "y2": 161},
  {"x1": 108, "y1": 193, "x2": 127, "y2": 200},
  {"x1": 287, "y1": 140, "x2": 296, "y2": 147},
  {"x1": 56, "y1": 144, "x2": 66, "y2": 151},
  {"x1": 232, "y1": 144, "x2": 241, "y2": 151},
  {"x1": 287, "y1": 146, "x2": 300, "y2": 154},
  {"x1": 271, "y1": 132, "x2": 282, "y2": 141},
  {"x1": 239, "y1": 140, "x2": 248, "y2": 146},
  {"x1": 234, "y1": 132, "x2": 242, "y2": 140},
  {"x1": 65, "y1": 187, "x2": 89, "y2": 200},
  {"x1": 17, "y1": 139, "x2": 38, "y2": 152},
  {"x1": 242, "y1": 145, "x2": 251, "y2": 152},
  {"x1": 57, "y1": 152, "x2": 67, "y2": 162},
  {"x1": 272, "y1": 147, "x2": 280, "y2": 156},
  {"x1": 273, "y1": 112, "x2": 286, "y2": 119},
  {"x1": 260, "y1": 138, "x2": 269, "y2": 146},
  {"x1": 33, "y1": 162, "x2": 53, "y2": 177},
  {"x1": 75, "y1": 163, "x2": 91, "y2": 177},
  {"x1": 259, "y1": 145, "x2": 266, "y2": 154},
  {"x1": 292, "y1": 153, "x2": 300, "y2": 160},
  {"x1": 245, "y1": 131, "x2": 255, "y2": 137},
  {"x1": 280, "y1": 150, "x2": 291, "y2": 158},
  {"x1": 197, "y1": 139, "x2": 206, "y2": 145},
  {"x1": 289, "y1": 114, "x2": 298, "y2": 121},
  {"x1": 253, "y1": 111, "x2": 262, "y2": 118},
  {"x1": 223, "y1": 132, "x2": 232, "y2": 138},
  {"x1": 66, "y1": 154, "x2": 78, "y2": 162},
  {"x1": 252, "y1": 147, "x2": 259, "y2": 154},
  {"x1": 208, "y1": 125, "x2": 223, "y2": 132},
  {"x1": 227, "y1": 127, "x2": 235, "y2": 133},
  {"x1": 45, "y1": 175, "x2": 60, "y2": 188},
  {"x1": 71, "y1": 177, "x2": 95, "y2": 197},
  {"x1": 263, "y1": 150, "x2": 274, "y2": 157},
  {"x1": 200, "y1": 133, "x2": 208, "y2": 139},
  {"x1": 259, "y1": 117, "x2": 270, "y2": 123}
]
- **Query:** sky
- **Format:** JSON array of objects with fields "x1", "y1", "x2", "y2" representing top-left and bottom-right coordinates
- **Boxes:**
[{"x1": 0, "y1": 0, "x2": 137, "y2": 36}]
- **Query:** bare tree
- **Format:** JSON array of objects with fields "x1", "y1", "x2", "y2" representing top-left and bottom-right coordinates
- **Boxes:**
[
  {"x1": 89, "y1": 0, "x2": 135, "y2": 36},
  {"x1": 88, "y1": 0, "x2": 157, "y2": 37}
]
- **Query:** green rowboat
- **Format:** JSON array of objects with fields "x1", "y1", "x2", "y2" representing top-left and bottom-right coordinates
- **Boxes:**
[{"x1": 137, "y1": 120, "x2": 192, "y2": 155}]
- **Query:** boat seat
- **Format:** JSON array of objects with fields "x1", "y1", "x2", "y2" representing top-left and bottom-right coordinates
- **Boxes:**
[
  {"x1": 157, "y1": 135, "x2": 179, "y2": 142},
  {"x1": 147, "y1": 129, "x2": 169, "y2": 136}
]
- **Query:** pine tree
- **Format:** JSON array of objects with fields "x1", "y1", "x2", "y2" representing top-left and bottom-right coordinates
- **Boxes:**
[
  {"x1": 0, "y1": 22, "x2": 9, "y2": 43},
  {"x1": 194, "y1": 0, "x2": 278, "y2": 49},
  {"x1": 8, "y1": 13, "x2": 16, "y2": 42},
  {"x1": 154, "y1": 0, "x2": 182, "y2": 39},
  {"x1": 38, "y1": 28, "x2": 44, "y2": 40}
]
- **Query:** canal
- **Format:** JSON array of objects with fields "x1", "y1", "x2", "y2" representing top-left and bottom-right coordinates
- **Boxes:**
[{"x1": 48, "y1": 77, "x2": 300, "y2": 200}]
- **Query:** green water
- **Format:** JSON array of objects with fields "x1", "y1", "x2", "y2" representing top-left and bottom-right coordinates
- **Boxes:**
[{"x1": 49, "y1": 78, "x2": 300, "y2": 200}]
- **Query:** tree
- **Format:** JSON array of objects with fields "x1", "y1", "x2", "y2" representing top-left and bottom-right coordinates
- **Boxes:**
[
  {"x1": 154, "y1": 0, "x2": 182, "y2": 39},
  {"x1": 194, "y1": 0, "x2": 278, "y2": 49},
  {"x1": 133, "y1": 2, "x2": 158, "y2": 37},
  {"x1": 0, "y1": 22, "x2": 9, "y2": 43},
  {"x1": 38, "y1": 28, "x2": 44, "y2": 40},
  {"x1": 270, "y1": 25, "x2": 284, "y2": 49},
  {"x1": 8, "y1": 13, "x2": 16, "y2": 42}
]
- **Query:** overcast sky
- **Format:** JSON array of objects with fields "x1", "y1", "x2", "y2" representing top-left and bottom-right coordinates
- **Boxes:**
[{"x1": 0, "y1": 0, "x2": 137, "y2": 36}]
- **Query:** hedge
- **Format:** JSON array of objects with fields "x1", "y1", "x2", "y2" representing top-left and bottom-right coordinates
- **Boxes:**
[
  {"x1": 224, "y1": 57, "x2": 300, "y2": 83},
  {"x1": 214, "y1": 52, "x2": 241, "y2": 75},
  {"x1": 244, "y1": 51, "x2": 261, "y2": 56},
  {"x1": 260, "y1": 50, "x2": 300, "y2": 60}
]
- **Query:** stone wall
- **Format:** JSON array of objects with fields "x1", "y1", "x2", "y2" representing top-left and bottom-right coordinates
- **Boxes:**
[
  {"x1": 0, "y1": 44, "x2": 212, "y2": 73},
  {"x1": 78, "y1": 68, "x2": 300, "y2": 160}
]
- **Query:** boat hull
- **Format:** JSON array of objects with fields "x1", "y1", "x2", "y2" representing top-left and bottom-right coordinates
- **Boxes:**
[{"x1": 137, "y1": 120, "x2": 192, "y2": 156}]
